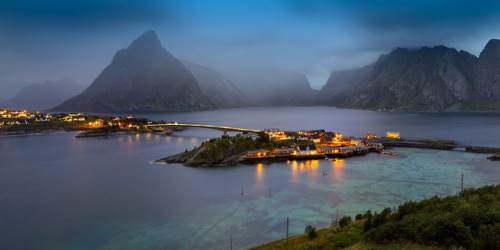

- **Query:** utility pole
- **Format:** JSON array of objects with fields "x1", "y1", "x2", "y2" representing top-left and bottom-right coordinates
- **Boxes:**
[
  {"x1": 286, "y1": 217, "x2": 289, "y2": 250},
  {"x1": 241, "y1": 186, "x2": 243, "y2": 196},
  {"x1": 461, "y1": 173, "x2": 464, "y2": 194}
]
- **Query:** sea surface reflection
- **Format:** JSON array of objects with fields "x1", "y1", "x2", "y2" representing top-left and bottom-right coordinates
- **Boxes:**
[{"x1": 2, "y1": 107, "x2": 500, "y2": 249}]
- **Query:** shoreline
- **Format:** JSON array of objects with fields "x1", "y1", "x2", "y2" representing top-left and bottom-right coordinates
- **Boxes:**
[{"x1": 159, "y1": 137, "x2": 500, "y2": 167}]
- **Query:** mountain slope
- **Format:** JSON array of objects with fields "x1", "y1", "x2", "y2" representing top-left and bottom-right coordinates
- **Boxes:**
[
  {"x1": 53, "y1": 31, "x2": 215, "y2": 112},
  {"x1": 228, "y1": 70, "x2": 320, "y2": 106},
  {"x1": 321, "y1": 40, "x2": 500, "y2": 111},
  {"x1": 1, "y1": 77, "x2": 84, "y2": 111},
  {"x1": 181, "y1": 60, "x2": 252, "y2": 108}
]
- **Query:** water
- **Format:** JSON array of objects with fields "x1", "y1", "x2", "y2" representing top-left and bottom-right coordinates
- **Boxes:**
[{"x1": 1, "y1": 107, "x2": 500, "y2": 249}]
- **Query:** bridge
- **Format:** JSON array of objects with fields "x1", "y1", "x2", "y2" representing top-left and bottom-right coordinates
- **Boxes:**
[{"x1": 146, "y1": 123, "x2": 261, "y2": 135}]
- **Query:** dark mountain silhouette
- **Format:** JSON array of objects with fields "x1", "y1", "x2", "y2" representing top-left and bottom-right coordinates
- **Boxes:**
[
  {"x1": 53, "y1": 30, "x2": 215, "y2": 112},
  {"x1": 320, "y1": 39, "x2": 500, "y2": 111},
  {"x1": 1, "y1": 77, "x2": 83, "y2": 111}
]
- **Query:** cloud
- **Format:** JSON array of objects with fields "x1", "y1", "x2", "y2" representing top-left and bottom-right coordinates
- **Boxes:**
[{"x1": 0, "y1": 0, "x2": 175, "y2": 30}]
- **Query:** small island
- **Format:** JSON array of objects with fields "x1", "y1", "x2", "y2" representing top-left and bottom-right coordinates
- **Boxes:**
[{"x1": 158, "y1": 129, "x2": 500, "y2": 167}]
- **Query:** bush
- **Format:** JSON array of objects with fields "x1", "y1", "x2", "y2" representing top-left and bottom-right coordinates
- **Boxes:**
[
  {"x1": 355, "y1": 213, "x2": 363, "y2": 220},
  {"x1": 339, "y1": 215, "x2": 352, "y2": 228},
  {"x1": 304, "y1": 225, "x2": 318, "y2": 240},
  {"x1": 363, "y1": 216, "x2": 372, "y2": 232}
]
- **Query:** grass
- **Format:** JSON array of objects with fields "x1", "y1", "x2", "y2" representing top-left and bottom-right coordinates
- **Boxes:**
[{"x1": 251, "y1": 184, "x2": 500, "y2": 249}]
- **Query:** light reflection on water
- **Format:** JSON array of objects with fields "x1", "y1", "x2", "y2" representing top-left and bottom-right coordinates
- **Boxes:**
[
  {"x1": 2, "y1": 107, "x2": 500, "y2": 249},
  {"x1": 256, "y1": 163, "x2": 264, "y2": 186}
]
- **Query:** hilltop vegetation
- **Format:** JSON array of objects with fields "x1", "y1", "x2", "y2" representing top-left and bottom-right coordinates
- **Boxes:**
[
  {"x1": 253, "y1": 184, "x2": 500, "y2": 249},
  {"x1": 158, "y1": 133, "x2": 312, "y2": 167}
]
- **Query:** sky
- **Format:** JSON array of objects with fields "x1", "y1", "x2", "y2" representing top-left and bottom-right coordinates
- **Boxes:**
[{"x1": 1, "y1": 0, "x2": 500, "y2": 98}]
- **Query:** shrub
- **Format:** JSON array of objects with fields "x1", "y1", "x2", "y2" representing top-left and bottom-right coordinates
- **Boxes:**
[
  {"x1": 339, "y1": 215, "x2": 352, "y2": 228},
  {"x1": 355, "y1": 213, "x2": 363, "y2": 220},
  {"x1": 304, "y1": 225, "x2": 318, "y2": 240},
  {"x1": 363, "y1": 216, "x2": 372, "y2": 232}
]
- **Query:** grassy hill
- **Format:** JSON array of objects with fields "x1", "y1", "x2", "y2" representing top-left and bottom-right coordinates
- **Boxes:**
[{"x1": 252, "y1": 184, "x2": 500, "y2": 249}]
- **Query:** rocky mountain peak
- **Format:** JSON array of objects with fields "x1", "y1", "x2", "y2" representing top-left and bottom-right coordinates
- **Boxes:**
[
  {"x1": 128, "y1": 30, "x2": 163, "y2": 51},
  {"x1": 53, "y1": 30, "x2": 215, "y2": 112},
  {"x1": 479, "y1": 39, "x2": 500, "y2": 63}
]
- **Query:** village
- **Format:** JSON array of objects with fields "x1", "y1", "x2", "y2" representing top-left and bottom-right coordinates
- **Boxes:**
[
  {"x1": 0, "y1": 109, "x2": 148, "y2": 132},
  {"x1": 243, "y1": 128, "x2": 401, "y2": 161}
]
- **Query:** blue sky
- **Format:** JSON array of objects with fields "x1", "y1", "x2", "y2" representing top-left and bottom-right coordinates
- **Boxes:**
[{"x1": 1, "y1": 0, "x2": 500, "y2": 97}]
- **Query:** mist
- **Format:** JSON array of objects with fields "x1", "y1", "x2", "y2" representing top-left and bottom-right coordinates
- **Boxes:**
[{"x1": 1, "y1": 0, "x2": 500, "y2": 98}]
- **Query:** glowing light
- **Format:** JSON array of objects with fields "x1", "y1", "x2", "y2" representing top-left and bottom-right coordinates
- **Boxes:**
[{"x1": 256, "y1": 163, "x2": 264, "y2": 185}]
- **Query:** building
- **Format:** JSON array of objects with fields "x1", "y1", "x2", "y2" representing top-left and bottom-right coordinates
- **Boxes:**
[
  {"x1": 264, "y1": 128, "x2": 290, "y2": 140},
  {"x1": 339, "y1": 146, "x2": 352, "y2": 154},
  {"x1": 310, "y1": 134, "x2": 322, "y2": 143},
  {"x1": 350, "y1": 139, "x2": 364, "y2": 145},
  {"x1": 275, "y1": 148, "x2": 296, "y2": 155},
  {"x1": 386, "y1": 131, "x2": 400, "y2": 139},
  {"x1": 243, "y1": 132, "x2": 260, "y2": 141},
  {"x1": 320, "y1": 137, "x2": 333, "y2": 144},
  {"x1": 247, "y1": 149, "x2": 271, "y2": 157},
  {"x1": 296, "y1": 145, "x2": 317, "y2": 156},
  {"x1": 319, "y1": 146, "x2": 339, "y2": 154},
  {"x1": 365, "y1": 132, "x2": 376, "y2": 139},
  {"x1": 307, "y1": 130, "x2": 326, "y2": 136}
]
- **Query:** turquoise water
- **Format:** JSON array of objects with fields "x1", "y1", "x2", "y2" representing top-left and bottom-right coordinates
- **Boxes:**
[{"x1": 1, "y1": 107, "x2": 500, "y2": 249}]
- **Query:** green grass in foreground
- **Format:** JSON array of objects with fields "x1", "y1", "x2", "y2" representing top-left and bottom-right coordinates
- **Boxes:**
[{"x1": 251, "y1": 184, "x2": 500, "y2": 249}]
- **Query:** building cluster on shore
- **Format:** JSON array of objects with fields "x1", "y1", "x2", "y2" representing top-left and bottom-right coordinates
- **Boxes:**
[
  {"x1": 0, "y1": 109, "x2": 145, "y2": 130},
  {"x1": 245, "y1": 129, "x2": 388, "y2": 160}
]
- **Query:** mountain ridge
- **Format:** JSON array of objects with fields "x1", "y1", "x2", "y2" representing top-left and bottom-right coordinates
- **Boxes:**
[
  {"x1": 320, "y1": 39, "x2": 500, "y2": 111},
  {"x1": 1, "y1": 77, "x2": 84, "y2": 111}
]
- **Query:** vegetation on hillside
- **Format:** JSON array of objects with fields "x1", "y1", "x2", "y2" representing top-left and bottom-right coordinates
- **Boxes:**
[
  {"x1": 160, "y1": 133, "x2": 313, "y2": 166},
  {"x1": 253, "y1": 184, "x2": 500, "y2": 249}
]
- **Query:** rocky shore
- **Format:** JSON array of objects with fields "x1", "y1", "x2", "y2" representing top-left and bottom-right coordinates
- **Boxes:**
[{"x1": 160, "y1": 136, "x2": 500, "y2": 167}]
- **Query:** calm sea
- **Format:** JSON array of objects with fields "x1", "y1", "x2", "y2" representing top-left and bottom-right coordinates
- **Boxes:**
[{"x1": 1, "y1": 107, "x2": 500, "y2": 249}]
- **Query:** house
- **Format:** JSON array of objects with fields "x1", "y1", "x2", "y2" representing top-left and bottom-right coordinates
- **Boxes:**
[
  {"x1": 365, "y1": 132, "x2": 376, "y2": 139},
  {"x1": 243, "y1": 132, "x2": 260, "y2": 141},
  {"x1": 310, "y1": 134, "x2": 322, "y2": 143},
  {"x1": 247, "y1": 149, "x2": 271, "y2": 157},
  {"x1": 264, "y1": 128, "x2": 290, "y2": 140},
  {"x1": 386, "y1": 131, "x2": 400, "y2": 139},
  {"x1": 307, "y1": 130, "x2": 326, "y2": 136},
  {"x1": 275, "y1": 148, "x2": 296, "y2": 155},
  {"x1": 297, "y1": 136, "x2": 310, "y2": 141},
  {"x1": 298, "y1": 130, "x2": 309, "y2": 135},
  {"x1": 320, "y1": 132, "x2": 337, "y2": 138},
  {"x1": 320, "y1": 137, "x2": 333, "y2": 144},
  {"x1": 350, "y1": 139, "x2": 364, "y2": 145},
  {"x1": 296, "y1": 145, "x2": 317, "y2": 155},
  {"x1": 319, "y1": 146, "x2": 339, "y2": 154},
  {"x1": 339, "y1": 146, "x2": 352, "y2": 154}
]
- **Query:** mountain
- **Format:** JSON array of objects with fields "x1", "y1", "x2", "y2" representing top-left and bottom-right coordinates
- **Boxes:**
[
  {"x1": 320, "y1": 39, "x2": 500, "y2": 111},
  {"x1": 1, "y1": 77, "x2": 84, "y2": 111},
  {"x1": 181, "y1": 60, "x2": 252, "y2": 108},
  {"x1": 228, "y1": 70, "x2": 319, "y2": 106},
  {"x1": 53, "y1": 31, "x2": 215, "y2": 112}
]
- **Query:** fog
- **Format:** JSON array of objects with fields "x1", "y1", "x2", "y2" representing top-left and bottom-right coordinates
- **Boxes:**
[{"x1": 1, "y1": 0, "x2": 500, "y2": 98}]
